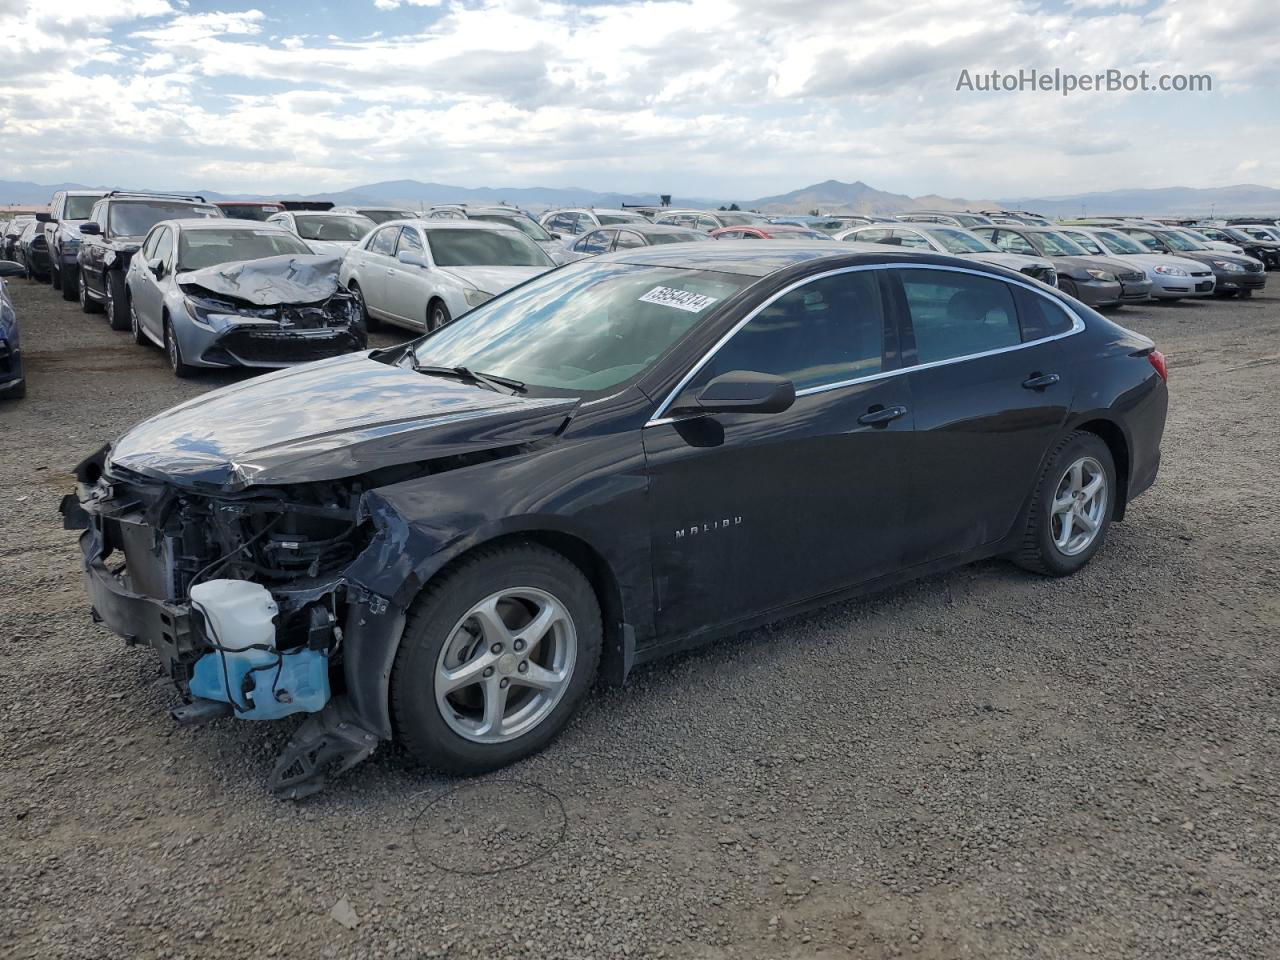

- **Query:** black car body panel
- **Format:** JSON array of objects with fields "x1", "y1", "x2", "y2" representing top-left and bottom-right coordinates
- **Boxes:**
[{"x1": 62, "y1": 244, "x2": 1168, "y2": 794}]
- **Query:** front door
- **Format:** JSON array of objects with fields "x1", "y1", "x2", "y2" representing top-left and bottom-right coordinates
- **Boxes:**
[{"x1": 643, "y1": 267, "x2": 914, "y2": 640}]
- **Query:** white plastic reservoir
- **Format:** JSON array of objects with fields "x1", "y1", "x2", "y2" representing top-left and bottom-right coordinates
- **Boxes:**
[{"x1": 190, "y1": 579, "x2": 278, "y2": 651}]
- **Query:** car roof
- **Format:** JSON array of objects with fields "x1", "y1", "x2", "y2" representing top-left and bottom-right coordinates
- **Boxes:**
[
  {"x1": 592, "y1": 239, "x2": 980, "y2": 277},
  {"x1": 171, "y1": 218, "x2": 292, "y2": 230},
  {"x1": 585, "y1": 223, "x2": 699, "y2": 235},
  {"x1": 406, "y1": 219, "x2": 521, "y2": 231},
  {"x1": 291, "y1": 210, "x2": 372, "y2": 218}
]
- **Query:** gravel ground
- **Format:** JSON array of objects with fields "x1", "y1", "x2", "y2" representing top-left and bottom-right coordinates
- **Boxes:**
[{"x1": 2, "y1": 275, "x2": 1278, "y2": 960}]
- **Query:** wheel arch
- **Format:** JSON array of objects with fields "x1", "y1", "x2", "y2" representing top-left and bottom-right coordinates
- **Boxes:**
[{"x1": 1071, "y1": 417, "x2": 1131, "y2": 519}]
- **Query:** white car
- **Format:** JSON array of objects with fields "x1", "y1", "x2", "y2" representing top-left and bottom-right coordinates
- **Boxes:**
[
  {"x1": 834, "y1": 222, "x2": 1058, "y2": 286},
  {"x1": 265, "y1": 211, "x2": 377, "y2": 255},
  {"x1": 1056, "y1": 226, "x2": 1215, "y2": 300},
  {"x1": 1173, "y1": 228, "x2": 1244, "y2": 256},
  {"x1": 425, "y1": 205, "x2": 572, "y2": 264},
  {"x1": 538, "y1": 208, "x2": 650, "y2": 238},
  {"x1": 330, "y1": 205, "x2": 417, "y2": 224},
  {"x1": 339, "y1": 220, "x2": 556, "y2": 332}
]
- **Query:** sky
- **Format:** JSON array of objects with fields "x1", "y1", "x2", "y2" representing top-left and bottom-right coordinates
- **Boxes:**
[{"x1": 0, "y1": 0, "x2": 1276, "y2": 200}]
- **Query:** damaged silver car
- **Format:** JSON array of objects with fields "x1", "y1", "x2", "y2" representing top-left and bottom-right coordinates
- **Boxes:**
[{"x1": 125, "y1": 219, "x2": 367, "y2": 377}]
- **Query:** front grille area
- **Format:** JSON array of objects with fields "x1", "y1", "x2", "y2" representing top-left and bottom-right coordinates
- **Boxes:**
[
  {"x1": 218, "y1": 329, "x2": 363, "y2": 365},
  {"x1": 1246, "y1": 262, "x2": 1264, "y2": 273},
  {"x1": 1118, "y1": 271, "x2": 1145, "y2": 282}
]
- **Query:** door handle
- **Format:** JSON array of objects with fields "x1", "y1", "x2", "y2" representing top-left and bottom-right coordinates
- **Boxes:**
[
  {"x1": 1022, "y1": 373, "x2": 1061, "y2": 390},
  {"x1": 857, "y1": 404, "x2": 908, "y2": 427}
]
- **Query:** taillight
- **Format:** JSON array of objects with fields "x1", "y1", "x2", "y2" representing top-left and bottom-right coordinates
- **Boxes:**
[{"x1": 1148, "y1": 349, "x2": 1168, "y2": 382}]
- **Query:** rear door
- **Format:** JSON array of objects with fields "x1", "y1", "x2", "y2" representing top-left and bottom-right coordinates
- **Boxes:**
[
  {"x1": 889, "y1": 266, "x2": 1079, "y2": 565},
  {"x1": 643, "y1": 266, "x2": 914, "y2": 638}
]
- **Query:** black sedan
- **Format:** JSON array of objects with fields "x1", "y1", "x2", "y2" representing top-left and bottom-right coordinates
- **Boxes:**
[{"x1": 63, "y1": 243, "x2": 1168, "y2": 797}]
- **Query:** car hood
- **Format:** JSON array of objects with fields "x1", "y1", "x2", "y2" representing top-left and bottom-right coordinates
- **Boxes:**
[
  {"x1": 106, "y1": 352, "x2": 580, "y2": 490},
  {"x1": 1114, "y1": 253, "x2": 1210, "y2": 273},
  {"x1": 965, "y1": 251, "x2": 1052, "y2": 272},
  {"x1": 304, "y1": 239, "x2": 358, "y2": 255},
  {"x1": 177, "y1": 253, "x2": 344, "y2": 305},
  {"x1": 438, "y1": 265, "x2": 547, "y2": 294},
  {"x1": 1053, "y1": 255, "x2": 1131, "y2": 277}
]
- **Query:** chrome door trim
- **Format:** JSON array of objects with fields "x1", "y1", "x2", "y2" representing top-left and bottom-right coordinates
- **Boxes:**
[{"x1": 645, "y1": 261, "x2": 1085, "y2": 428}]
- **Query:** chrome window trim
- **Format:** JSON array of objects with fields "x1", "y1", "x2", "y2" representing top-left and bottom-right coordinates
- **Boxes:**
[{"x1": 645, "y1": 261, "x2": 1085, "y2": 428}]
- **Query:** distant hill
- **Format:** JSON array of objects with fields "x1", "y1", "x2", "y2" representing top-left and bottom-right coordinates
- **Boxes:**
[{"x1": 2, "y1": 177, "x2": 1277, "y2": 218}]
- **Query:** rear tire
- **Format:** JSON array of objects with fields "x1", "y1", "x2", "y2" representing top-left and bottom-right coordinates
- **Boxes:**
[
  {"x1": 348, "y1": 281, "x2": 380, "y2": 331},
  {"x1": 78, "y1": 270, "x2": 102, "y2": 314},
  {"x1": 60, "y1": 264, "x2": 78, "y2": 301},
  {"x1": 106, "y1": 270, "x2": 129, "y2": 330},
  {"x1": 391, "y1": 543, "x2": 602, "y2": 775},
  {"x1": 1013, "y1": 431, "x2": 1116, "y2": 577}
]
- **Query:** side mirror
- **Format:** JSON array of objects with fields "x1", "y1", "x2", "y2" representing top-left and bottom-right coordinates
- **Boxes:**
[
  {"x1": 35, "y1": 212, "x2": 51, "y2": 223},
  {"x1": 147, "y1": 257, "x2": 165, "y2": 279},
  {"x1": 549, "y1": 232, "x2": 563, "y2": 240},
  {"x1": 676, "y1": 371, "x2": 796, "y2": 416},
  {"x1": 0, "y1": 260, "x2": 25, "y2": 278},
  {"x1": 79, "y1": 222, "x2": 101, "y2": 235},
  {"x1": 396, "y1": 250, "x2": 427, "y2": 268}
]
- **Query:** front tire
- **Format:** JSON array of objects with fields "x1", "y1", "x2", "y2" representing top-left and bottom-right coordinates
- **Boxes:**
[
  {"x1": 1239, "y1": 289, "x2": 1253, "y2": 300},
  {"x1": 129, "y1": 294, "x2": 147, "y2": 346},
  {"x1": 348, "y1": 281, "x2": 380, "y2": 331},
  {"x1": 50, "y1": 265, "x2": 61, "y2": 290},
  {"x1": 60, "y1": 264, "x2": 78, "y2": 301},
  {"x1": 1013, "y1": 431, "x2": 1115, "y2": 577},
  {"x1": 78, "y1": 270, "x2": 102, "y2": 314},
  {"x1": 392, "y1": 543, "x2": 602, "y2": 775},
  {"x1": 428, "y1": 299, "x2": 451, "y2": 332},
  {"x1": 105, "y1": 270, "x2": 129, "y2": 330},
  {"x1": 164, "y1": 318, "x2": 196, "y2": 378}
]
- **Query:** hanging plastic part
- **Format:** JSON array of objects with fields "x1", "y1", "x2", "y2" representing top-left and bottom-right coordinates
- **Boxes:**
[{"x1": 268, "y1": 697, "x2": 379, "y2": 800}]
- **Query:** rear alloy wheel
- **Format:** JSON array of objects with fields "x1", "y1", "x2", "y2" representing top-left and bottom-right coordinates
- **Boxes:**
[
  {"x1": 164, "y1": 318, "x2": 196, "y2": 378},
  {"x1": 105, "y1": 270, "x2": 130, "y2": 330},
  {"x1": 428, "y1": 299, "x2": 451, "y2": 332},
  {"x1": 1013, "y1": 431, "x2": 1115, "y2": 577},
  {"x1": 78, "y1": 271, "x2": 102, "y2": 314},
  {"x1": 392, "y1": 543, "x2": 601, "y2": 774}
]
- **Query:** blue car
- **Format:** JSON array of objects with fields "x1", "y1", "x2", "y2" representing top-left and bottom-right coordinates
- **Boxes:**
[{"x1": 0, "y1": 260, "x2": 26, "y2": 399}]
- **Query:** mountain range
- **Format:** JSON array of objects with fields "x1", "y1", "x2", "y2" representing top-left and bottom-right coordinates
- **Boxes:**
[{"x1": 3, "y1": 177, "x2": 1278, "y2": 217}]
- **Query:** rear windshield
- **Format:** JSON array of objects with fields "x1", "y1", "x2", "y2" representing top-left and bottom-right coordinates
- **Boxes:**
[
  {"x1": 470, "y1": 213, "x2": 553, "y2": 242},
  {"x1": 109, "y1": 201, "x2": 220, "y2": 238},
  {"x1": 718, "y1": 213, "x2": 766, "y2": 226},
  {"x1": 295, "y1": 215, "x2": 376, "y2": 241},
  {"x1": 770, "y1": 230, "x2": 829, "y2": 240},
  {"x1": 930, "y1": 228, "x2": 993, "y2": 254},
  {"x1": 596, "y1": 214, "x2": 649, "y2": 225},
  {"x1": 647, "y1": 231, "x2": 708, "y2": 245},
  {"x1": 65, "y1": 195, "x2": 103, "y2": 219},
  {"x1": 219, "y1": 204, "x2": 284, "y2": 222},
  {"x1": 424, "y1": 229, "x2": 554, "y2": 267},
  {"x1": 360, "y1": 210, "x2": 415, "y2": 224},
  {"x1": 178, "y1": 228, "x2": 314, "y2": 271}
]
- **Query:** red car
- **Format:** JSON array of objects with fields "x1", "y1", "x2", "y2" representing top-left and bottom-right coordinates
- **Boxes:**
[{"x1": 709, "y1": 224, "x2": 832, "y2": 241}]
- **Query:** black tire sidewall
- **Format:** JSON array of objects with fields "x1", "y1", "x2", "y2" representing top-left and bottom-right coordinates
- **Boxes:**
[
  {"x1": 1032, "y1": 433, "x2": 1116, "y2": 576},
  {"x1": 106, "y1": 270, "x2": 129, "y2": 330},
  {"x1": 392, "y1": 545, "x2": 602, "y2": 774}
]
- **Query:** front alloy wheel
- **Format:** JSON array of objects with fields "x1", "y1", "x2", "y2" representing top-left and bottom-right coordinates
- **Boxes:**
[
  {"x1": 435, "y1": 588, "x2": 577, "y2": 744},
  {"x1": 392, "y1": 543, "x2": 602, "y2": 774}
]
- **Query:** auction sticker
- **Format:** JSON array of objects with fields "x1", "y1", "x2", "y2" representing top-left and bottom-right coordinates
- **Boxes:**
[{"x1": 638, "y1": 286, "x2": 719, "y2": 313}]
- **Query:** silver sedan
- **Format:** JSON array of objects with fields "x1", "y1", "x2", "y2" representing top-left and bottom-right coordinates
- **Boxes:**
[{"x1": 339, "y1": 220, "x2": 556, "y2": 333}]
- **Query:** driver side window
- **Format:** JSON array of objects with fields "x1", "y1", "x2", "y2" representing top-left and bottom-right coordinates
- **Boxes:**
[
  {"x1": 369, "y1": 226, "x2": 398, "y2": 256},
  {"x1": 993, "y1": 231, "x2": 1036, "y2": 256},
  {"x1": 689, "y1": 270, "x2": 887, "y2": 393}
]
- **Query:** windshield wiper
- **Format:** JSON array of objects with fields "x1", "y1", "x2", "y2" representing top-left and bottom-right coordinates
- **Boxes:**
[{"x1": 408, "y1": 357, "x2": 526, "y2": 393}]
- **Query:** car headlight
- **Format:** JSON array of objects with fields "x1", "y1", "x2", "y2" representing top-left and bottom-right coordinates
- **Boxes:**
[
  {"x1": 1212, "y1": 260, "x2": 1244, "y2": 272},
  {"x1": 464, "y1": 288, "x2": 493, "y2": 308},
  {"x1": 1153, "y1": 265, "x2": 1188, "y2": 277},
  {"x1": 185, "y1": 295, "x2": 277, "y2": 328},
  {"x1": 1085, "y1": 269, "x2": 1116, "y2": 282}
]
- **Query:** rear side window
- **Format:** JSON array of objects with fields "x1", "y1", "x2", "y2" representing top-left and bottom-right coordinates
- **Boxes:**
[
  {"x1": 694, "y1": 270, "x2": 886, "y2": 392},
  {"x1": 897, "y1": 269, "x2": 1021, "y2": 364},
  {"x1": 1015, "y1": 288, "x2": 1076, "y2": 341}
]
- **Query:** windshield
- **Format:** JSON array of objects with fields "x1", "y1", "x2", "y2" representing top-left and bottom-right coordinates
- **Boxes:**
[
  {"x1": 410, "y1": 261, "x2": 752, "y2": 393},
  {"x1": 65, "y1": 195, "x2": 102, "y2": 219},
  {"x1": 1161, "y1": 230, "x2": 1204, "y2": 252},
  {"x1": 295, "y1": 215, "x2": 375, "y2": 242},
  {"x1": 930, "y1": 228, "x2": 992, "y2": 254},
  {"x1": 1093, "y1": 230, "x2": 1145, "y2": 255},
  {"x1": 1247, "y1": 228, "x2": 1279, "y2": 241},
  {"x1": 471, "y1": 213, "x2": 553, "y2": 242},
  {"x1": 718, "y1": 213, "x2": 765, "y2": 226},
  {"x1": 1032, "y1": 231, "x2": 1089, "y2": 257},
  {"x1": 109, "y1": 201, "x2": 220, "y2": 238},
  {"x1": 1061, "y1": 231, "x2": 1105, "y2": 255},
  {"x1": 178, "y1": 228, "x2": 314, "y2": 271},
  {"x1": 424, "y1": 228, "x2": 553, "y2": 267},
  {"x1": 361, "y1": 210, "x2": 415, "y2": 224},
  {"x1": 596, "y1": 214, "x2": 649, "y2": 225},
  {"x1": 647, "y1": 231, "x2": 708, "y2": 245},
  {"x1": 217, "y1": 204, "x2": 282, "y2": 222}
]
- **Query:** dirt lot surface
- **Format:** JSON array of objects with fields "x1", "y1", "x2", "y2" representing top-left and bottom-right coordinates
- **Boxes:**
[{"x1": 2, "y1": 275, "x2": 1278, "y2": 960}]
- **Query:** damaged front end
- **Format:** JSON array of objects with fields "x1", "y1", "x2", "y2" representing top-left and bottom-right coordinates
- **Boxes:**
[
  {"x1": 60, "y1": 447, "x2": 422, "y2": 799},
  {"x1": 178, "y1": 254, "x2": 365, "y2": 368}
]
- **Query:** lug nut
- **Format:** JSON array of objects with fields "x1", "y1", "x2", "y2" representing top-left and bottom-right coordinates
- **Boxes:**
[
  {"x1": 482, "y1": 667, "x2": 494, "y2": 678},
  {"x1": 517, "y1": 662, "x2": 528, "y2": 673},
  {"x1": 499, "y1": 678, "x2": 510, "y2": 688},
  {"x1": 514, "y1": 639, "x2": 525, "y2": 652},
  {"x1": 491, "y1": 643, "x2": 503, "y2": 654}
]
